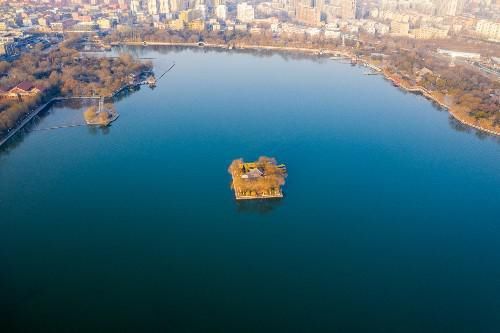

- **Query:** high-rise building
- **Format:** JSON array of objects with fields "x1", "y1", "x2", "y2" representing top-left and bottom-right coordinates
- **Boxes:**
[
  {"x1": 296, "y1": 3, "x2": 320, "y2": 26},
  {"x1": 390, "y1": 20, "x2": 409, "y2": 36},
  {"x1": 237, "y1": 2, "x2": 255, "y2": 23},
  {"x1": 147, "y1": 0, "x2": 158, "y2": 15},
  {"x1": 434, "y1": 0, "x2": 458, "y2": 16},
  {"x1": 170, "y1": 0, "x2": 180, "y2": 12},
  {"x1": 215, "y1": 4, "x2": 227, "y2": 21},
  {"x1": 340, "y1": 0, "x2": 356, "y2": 19},
  {"x1": 130, "y1": 0, "x2": 141, "y2": 14},
  {"x1": 159, "y1": 0, "x2": 170, "y2": 14},
  {"x1": 476, "y1": 19, "x2": 500, "y2": 42}
]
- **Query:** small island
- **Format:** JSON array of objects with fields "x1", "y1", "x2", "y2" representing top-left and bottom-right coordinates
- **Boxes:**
[
  {"x1": 228, "y1": 156, "x2": 287, "y2": 200},
  {"x1": 83, "y1": 103, "x2": 119, "y2": 126}
]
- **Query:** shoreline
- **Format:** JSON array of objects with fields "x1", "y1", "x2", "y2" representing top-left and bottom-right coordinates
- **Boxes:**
[
  {"x1": 382, "y1": 70, "x2": 500, "y2": 137},
  {"x1": 116, "y1": 40, "x2": 499, "y2": 137},
  {"x1": 0, "y1": 96, "x2": 100, "y2": 147},
  {"x1": 2, "y1": 41, "x2": 497, "y2": 148},
  {"x1": 0, "y1": 75, "x2": 149, "y2": 148}
]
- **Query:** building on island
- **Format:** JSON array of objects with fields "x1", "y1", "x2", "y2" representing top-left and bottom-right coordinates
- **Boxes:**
[{"x1": 228, "y1": 157, "x2": 287, "y2": 200}]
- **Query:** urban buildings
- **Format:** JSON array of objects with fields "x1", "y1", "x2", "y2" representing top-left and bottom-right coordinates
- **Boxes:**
[
  {"x1": 296, "y1": 3, "x2": 321, "y2": 26},
  {"x1": 237, "y1": 2, "x2": 255, "y2": 23},
  {"x1": 0, "y1": 0, "x2": 498, "y2": 53},
  {"x1": 215, "y1": 5, "x2": 227, "y2": 21},
  {"x1": 341, "y1": 0, "x2": 356, "y2": 20},
  {"x1": 390, "y1": 20, "x2": 409, "y2": 36},
  {"x1": 476, "y1": 19, "x2": 500, "y2": 42},
  {"x1": 434, "y1": 0, "x2": 462, "y2": 17}
]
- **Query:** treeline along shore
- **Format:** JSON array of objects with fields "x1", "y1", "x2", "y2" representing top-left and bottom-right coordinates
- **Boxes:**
[
  {"x1": 109, "y1": 27, "x2": 499, "y2": 137},
  {"x1": 0, "y1": 37, "x2": 153, "y2": 146},
  {"x1": 2, "y1": 33, "x2": 498, "y2": 147}
]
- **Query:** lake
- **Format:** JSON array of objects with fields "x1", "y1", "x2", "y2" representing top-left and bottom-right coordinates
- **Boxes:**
[{"x1": 1, "y1": 47, "x2": 500, "y2": 333}]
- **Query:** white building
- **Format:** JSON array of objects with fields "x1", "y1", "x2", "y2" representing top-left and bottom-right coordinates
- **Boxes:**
[
  {"x1": 159, "y1": 0, "x2": 170, "y2": 14},
  {"x1": 130, "y1": 0, "x2": 141, "y2": 14},
  {"x1": 216, "y1": 5, "x2": 227, "y2": 21},
  {"x1": 390, "y1": 20, "x2": 409, "y2": 36},
  {"x1": 237, "y1": 2, "x2": 255, "y2": 23},
  {"x1": 324, "y1": 29, "x2": 341, "y2": 38},
  {"x1": 435, "y1": 0, "x2": 459, "y2": 17},
  {"x1": 476, "y1": 20, "x2": 500, "y2": 42},
  {"x1": 341, "y1": 0, "x2": 356, "y2": 19},
  {"x1": 169, "y1": 0, "x2": 180, "y2": 12},
  {"x1": 147, "y1": 0, "x2": 158, "y2": 15},
  {"x1": 195, "y1": 4, "x2": 207, "y2": 19}
]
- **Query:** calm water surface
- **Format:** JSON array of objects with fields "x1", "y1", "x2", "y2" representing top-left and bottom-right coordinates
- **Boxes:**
[{"x1": 1, "y1": 47, "x2": 500, "y2": 333}]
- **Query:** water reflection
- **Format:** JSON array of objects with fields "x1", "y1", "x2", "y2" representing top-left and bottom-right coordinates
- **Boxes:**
[
  {"x1": 447, "y1": 115, "x2": 500, "y2": 143},
  {"x1": 235, "y1": 197, "x2": 283, "y2": 215},
  {"x1": 87, "y1": 124, "x2": 111, "y2": 136},
  {"x1": 448, "y1": 116, "x2": 473, "y2": 134},
  {"x1": 114, "y1": 44, "x2": 328, "y2": 64},
  {"x1": 0, "y1": 98, "x2": 116, "y2": 156},
  {"x1": 2, "y1": 45, "x2": 499, "y2": 158}
]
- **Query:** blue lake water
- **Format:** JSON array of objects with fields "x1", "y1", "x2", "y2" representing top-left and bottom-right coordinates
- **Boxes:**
[{"x1": 1, "y1": 47, "x2": 500, "y2": 332}]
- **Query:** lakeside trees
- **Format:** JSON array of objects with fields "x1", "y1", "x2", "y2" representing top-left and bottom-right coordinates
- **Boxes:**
[
  {"x1": 229, "y1": 157, "x2": 287, "y2": 198},
  {"x1": 0, "y1": 37, "x2": 152, "y2": 136},
  {"x1": 382, "y1": 47, "x2": 500, "y2": 124},
  {"x1": 109, "y1": 26, "x2": 498, "y2": 126},
  {"x1": 83, "y1": 103, "x2": 117, "y2": 125},
  {"x1": 0, "y1": 96, "x2": 41, "y2": 132}
]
